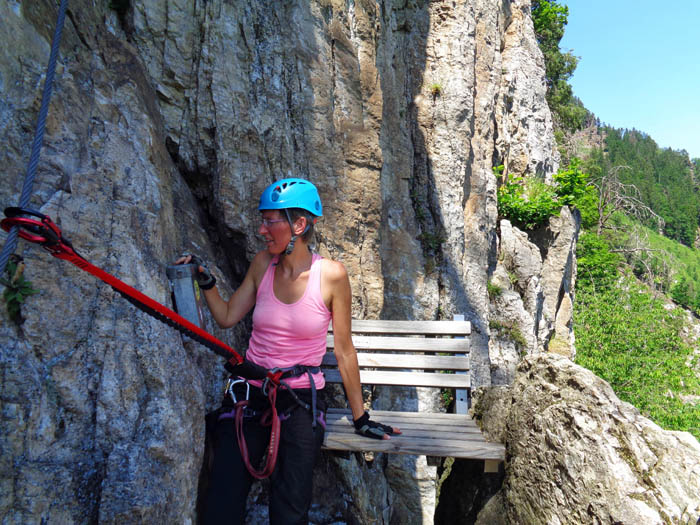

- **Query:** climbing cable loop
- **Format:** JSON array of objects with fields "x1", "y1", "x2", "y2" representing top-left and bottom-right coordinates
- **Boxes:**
[
  {"x1": 1, "y1": 207, "x2": 244, "y2": 364},
  {"x1": 0, "y1": 0, "x2": 69, "y2": 278}
]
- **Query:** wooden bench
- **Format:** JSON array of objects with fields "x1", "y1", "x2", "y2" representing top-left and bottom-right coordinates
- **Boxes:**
[{"x1": 321, "y1": 318, "x2": 505, "y2": 470}]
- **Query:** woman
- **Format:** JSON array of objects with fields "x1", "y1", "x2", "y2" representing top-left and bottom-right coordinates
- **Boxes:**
[{"x1": 178, "y1": 178, "x2": 399, "y2": 524}]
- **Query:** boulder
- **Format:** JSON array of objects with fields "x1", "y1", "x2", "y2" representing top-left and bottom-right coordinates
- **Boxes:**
[{"x1": 475, "y1": 354, "x2": 700, "y2": 525}]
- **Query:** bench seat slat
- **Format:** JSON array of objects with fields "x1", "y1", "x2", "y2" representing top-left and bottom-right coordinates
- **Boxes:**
[
  {"x1": 322, "y1": 353, "x2": 470, "y2": 370},
  {"x1": 326, "y1": 410, "x2": 482, "y2": 434},
  {"x1": 323, "y1": 370, "x2": 470, "y2": 388},
  {"x1": 329, "y1": 320, "x2": 471, "y2": 335},
  {"x1": 327, "y1": 422, "x2": 485, "y2": 437},
  {"x1": 323, "y1": 433, "x2": 505, "y2": 460},
  {"x1": 327, "y1": 335, "x2": 469, "y2": 353},
  {"x1": 322, "y1": 409, "x2": 505, "y2": 459},
  {"x1": 326, "y1": 408, "x2": 471, "y2": 422}
]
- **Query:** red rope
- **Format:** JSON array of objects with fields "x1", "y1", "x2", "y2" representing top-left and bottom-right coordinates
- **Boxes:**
[{"x1": 235, "y1": 387, "x2": 281, "y2": 479}]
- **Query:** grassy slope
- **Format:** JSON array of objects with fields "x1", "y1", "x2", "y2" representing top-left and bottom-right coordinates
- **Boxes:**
[{"x1": 573, "y1": 228, "x2": 700, "y2": 440}]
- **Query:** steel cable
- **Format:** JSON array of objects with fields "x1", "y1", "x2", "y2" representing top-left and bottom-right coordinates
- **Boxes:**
[{"x1": 0, "y1": 0, "x2": 69, "y2": 279}]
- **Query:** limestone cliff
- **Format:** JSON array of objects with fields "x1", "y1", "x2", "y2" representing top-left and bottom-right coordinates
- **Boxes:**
[{"x1": 0, "y1": 1, "x2": 567, "y2": 523}]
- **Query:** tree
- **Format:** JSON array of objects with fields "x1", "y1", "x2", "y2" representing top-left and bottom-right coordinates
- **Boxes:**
[
  {"x1": 592, "y1": 166, "x2": 664, "y2": 236},
  {"x1": 531, "y1": 1, "x2": 588, "y2": 131},
  {"x1": 671, "y1": 277, "x2": 692, "y2": 306}
]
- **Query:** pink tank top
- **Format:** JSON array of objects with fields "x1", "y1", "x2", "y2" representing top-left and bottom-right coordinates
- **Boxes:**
[{"x1": 246, "y1": 254, "x2": 330, "y2": 389}]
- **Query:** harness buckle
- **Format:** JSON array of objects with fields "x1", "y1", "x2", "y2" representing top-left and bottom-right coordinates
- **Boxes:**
[{"x1": 224, "y1": 377, "x2": 249, "y2": 403}]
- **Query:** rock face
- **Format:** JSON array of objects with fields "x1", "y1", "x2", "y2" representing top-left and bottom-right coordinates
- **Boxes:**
[
  {"x1": 473, "y1": 354, "x2": 700, "y2": 525},
  {"x1": 489, "y1": 207, "x2": 580, "y2": 385},
  {"x1": 1, "y1": 0, "x2": 564, "y2": 523}
]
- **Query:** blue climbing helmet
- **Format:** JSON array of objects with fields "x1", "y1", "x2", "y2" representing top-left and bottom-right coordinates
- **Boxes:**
[{"x1": 258, "y1": 178, "x2": 323, "y2": 217}]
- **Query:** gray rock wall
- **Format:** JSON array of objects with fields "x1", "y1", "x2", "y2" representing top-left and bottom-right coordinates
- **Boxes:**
[
  {"x1": 473, "y1": 354, "x2": 700, "y2": 525},
  {"x1": 1, "y1": 1, "x2": 562, "y2": 523}
]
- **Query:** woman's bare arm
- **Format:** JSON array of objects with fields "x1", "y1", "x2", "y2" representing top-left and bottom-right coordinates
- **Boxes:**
[
  {"x1": 326, "y1": 260, "x2": 400, "y2": 438},
  {"x1": 178, "y1": 251, "x2": 270, "y2": 329}
]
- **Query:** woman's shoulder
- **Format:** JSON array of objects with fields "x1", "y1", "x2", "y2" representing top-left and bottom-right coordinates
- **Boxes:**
[
  {"x1": 252, "y1": 249, "x2": 275, "y2": 266},
  {"x1": 320, "y1": 257, "x2": 348, "y2": 283},
  {"x1": 248, "y1": 250, "x2": 275, "y2": 283}
]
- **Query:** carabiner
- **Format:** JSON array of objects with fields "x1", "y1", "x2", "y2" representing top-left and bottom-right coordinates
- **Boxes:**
[
  {"x1": 262, "y1": 367, "x2": 285, "y2": 395},
  {"x1": 1, "y1": 207, "x2": 79, "y2": 259},
  {"x1": 224, "y1": 378, "x2": 249, "y2": 404},
  {"x1": 1, "y1": 207, "x2": 61, "y2": 245}
]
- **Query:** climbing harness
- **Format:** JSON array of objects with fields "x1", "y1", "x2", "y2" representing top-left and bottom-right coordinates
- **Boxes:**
[
  {"x1": 219, "y1": 364, "x2": 324, "y2": 480},
  {"x1": 1, "y1": 207, "x2": 244, "y2": 363},
  {"x1": 0, "y1": 0, "x2": 68, "y2": 278}
]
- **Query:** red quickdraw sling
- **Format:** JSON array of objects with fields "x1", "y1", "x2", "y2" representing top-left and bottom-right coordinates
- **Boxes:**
[
  {"x1": 224, "y1": 378, "x2": 282, "y2": 480},
  {"x1": 1, "y1": 206, "x2": 244, "y2": 363}
]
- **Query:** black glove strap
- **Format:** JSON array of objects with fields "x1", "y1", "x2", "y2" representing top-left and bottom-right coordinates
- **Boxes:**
[
  {"x1": 198, "y1": 274, "x2": 216, "y2": 290},
  {"x1": 353, "y1": 411, "x2": 395, "y2": 440},
  {"x1": 181, "y1": 253, "x2": 216, "y2": 289}
]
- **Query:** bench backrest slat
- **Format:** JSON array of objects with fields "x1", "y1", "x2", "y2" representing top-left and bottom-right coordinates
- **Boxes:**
[
  {"x1": 324, "y1": 319, "x2": 472, "y2": 392},
  {"x1": 326, "y1": 335, "x2": 469, "y2": 353},
  {"x1": 323, "y1": 370, "x2": 471, "y2": 388},
  {"x1": 322, "y1": 353, "x2": 470, "y2": 371},
  {"x1": 329, "y1": 319, "x2": 471, "y2": 335}
]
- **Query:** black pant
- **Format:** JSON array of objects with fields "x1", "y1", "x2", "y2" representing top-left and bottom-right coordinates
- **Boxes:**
[{"x1": 203, "y1": 390, "x2": 325, "y2": 524}]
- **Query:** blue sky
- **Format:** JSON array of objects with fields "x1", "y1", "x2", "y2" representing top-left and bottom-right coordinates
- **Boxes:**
[{"x1": 560, "y1": 1, "x2": 700, "y2": 159}]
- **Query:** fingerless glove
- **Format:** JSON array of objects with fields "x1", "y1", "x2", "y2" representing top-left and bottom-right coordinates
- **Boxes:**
[
  {"x1": 353, "y1": 411, "x2": 396, "y2": 440},
  {"x1": 184, "y1": 253, "x2": 217, "y2": 290}
]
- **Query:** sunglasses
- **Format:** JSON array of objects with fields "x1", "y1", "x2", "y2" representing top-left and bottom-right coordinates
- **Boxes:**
[{"x1": 260, "y1": 218, "x2": 287, "y2": 227}]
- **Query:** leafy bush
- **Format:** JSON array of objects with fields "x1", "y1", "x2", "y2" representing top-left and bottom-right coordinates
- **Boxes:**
[
  {"x1": 498, "y1": 175, "x2": 561, "y2": 230},
  {"x1": 2, "y1": 257, "x2": 38, "y2": 324},
  {"x1": 497, "y1": 160, "x2": 590, "y2": 230},
  {"x1": 490, "y1": 319, "x2": 528, "y2": 350},
  {"x1": 575, "y1": 274, "x2": 700, "y2": 439},
  {"x1": 576, "y1": 232, "x2": 622, "y2": 291},
  {"x1": 671, "y1": 277, "x2": 693, "y2": 306},
  {"x1": 487, "y1": 280, "x2": 503, "y2": 300},
  {"x1": 428, "y1": 82, "x2": 443, "y2": 97},
  {"x1": 552, "y1": 158, "x2": 588, "y2": 205}
]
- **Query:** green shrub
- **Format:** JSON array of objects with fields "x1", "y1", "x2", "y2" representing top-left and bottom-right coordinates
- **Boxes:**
[
  {"x1": 2, "y1": 257, "x2": 38, "y2": 324},
  {"x1": 487, "y1": 280, "x2": 503, "y2": 300},
  {"x1": 572, "y1": 184, "x2": 599, "y2": 230},
  {"x1": 429, "y1": 83, "x2": 443, "y2": 97},
  {"x1": 553, "y1": 158, "x2": 588, "y2": 205},
  {"x1": 498, "y1": 175, "x2": 561, "y2": 230},
  {"x1": 497, "y1": 160, "x2": 590, "y2": 230},
  {"x1": 576, "y1": 232, "x2": 622, "y2": 291},
  {"x1": 489, "y1": 319, "x2": 528, "y2": 351},
  {"x1": 670, "y1": 277, "x2": 695, "y2": 309}
]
